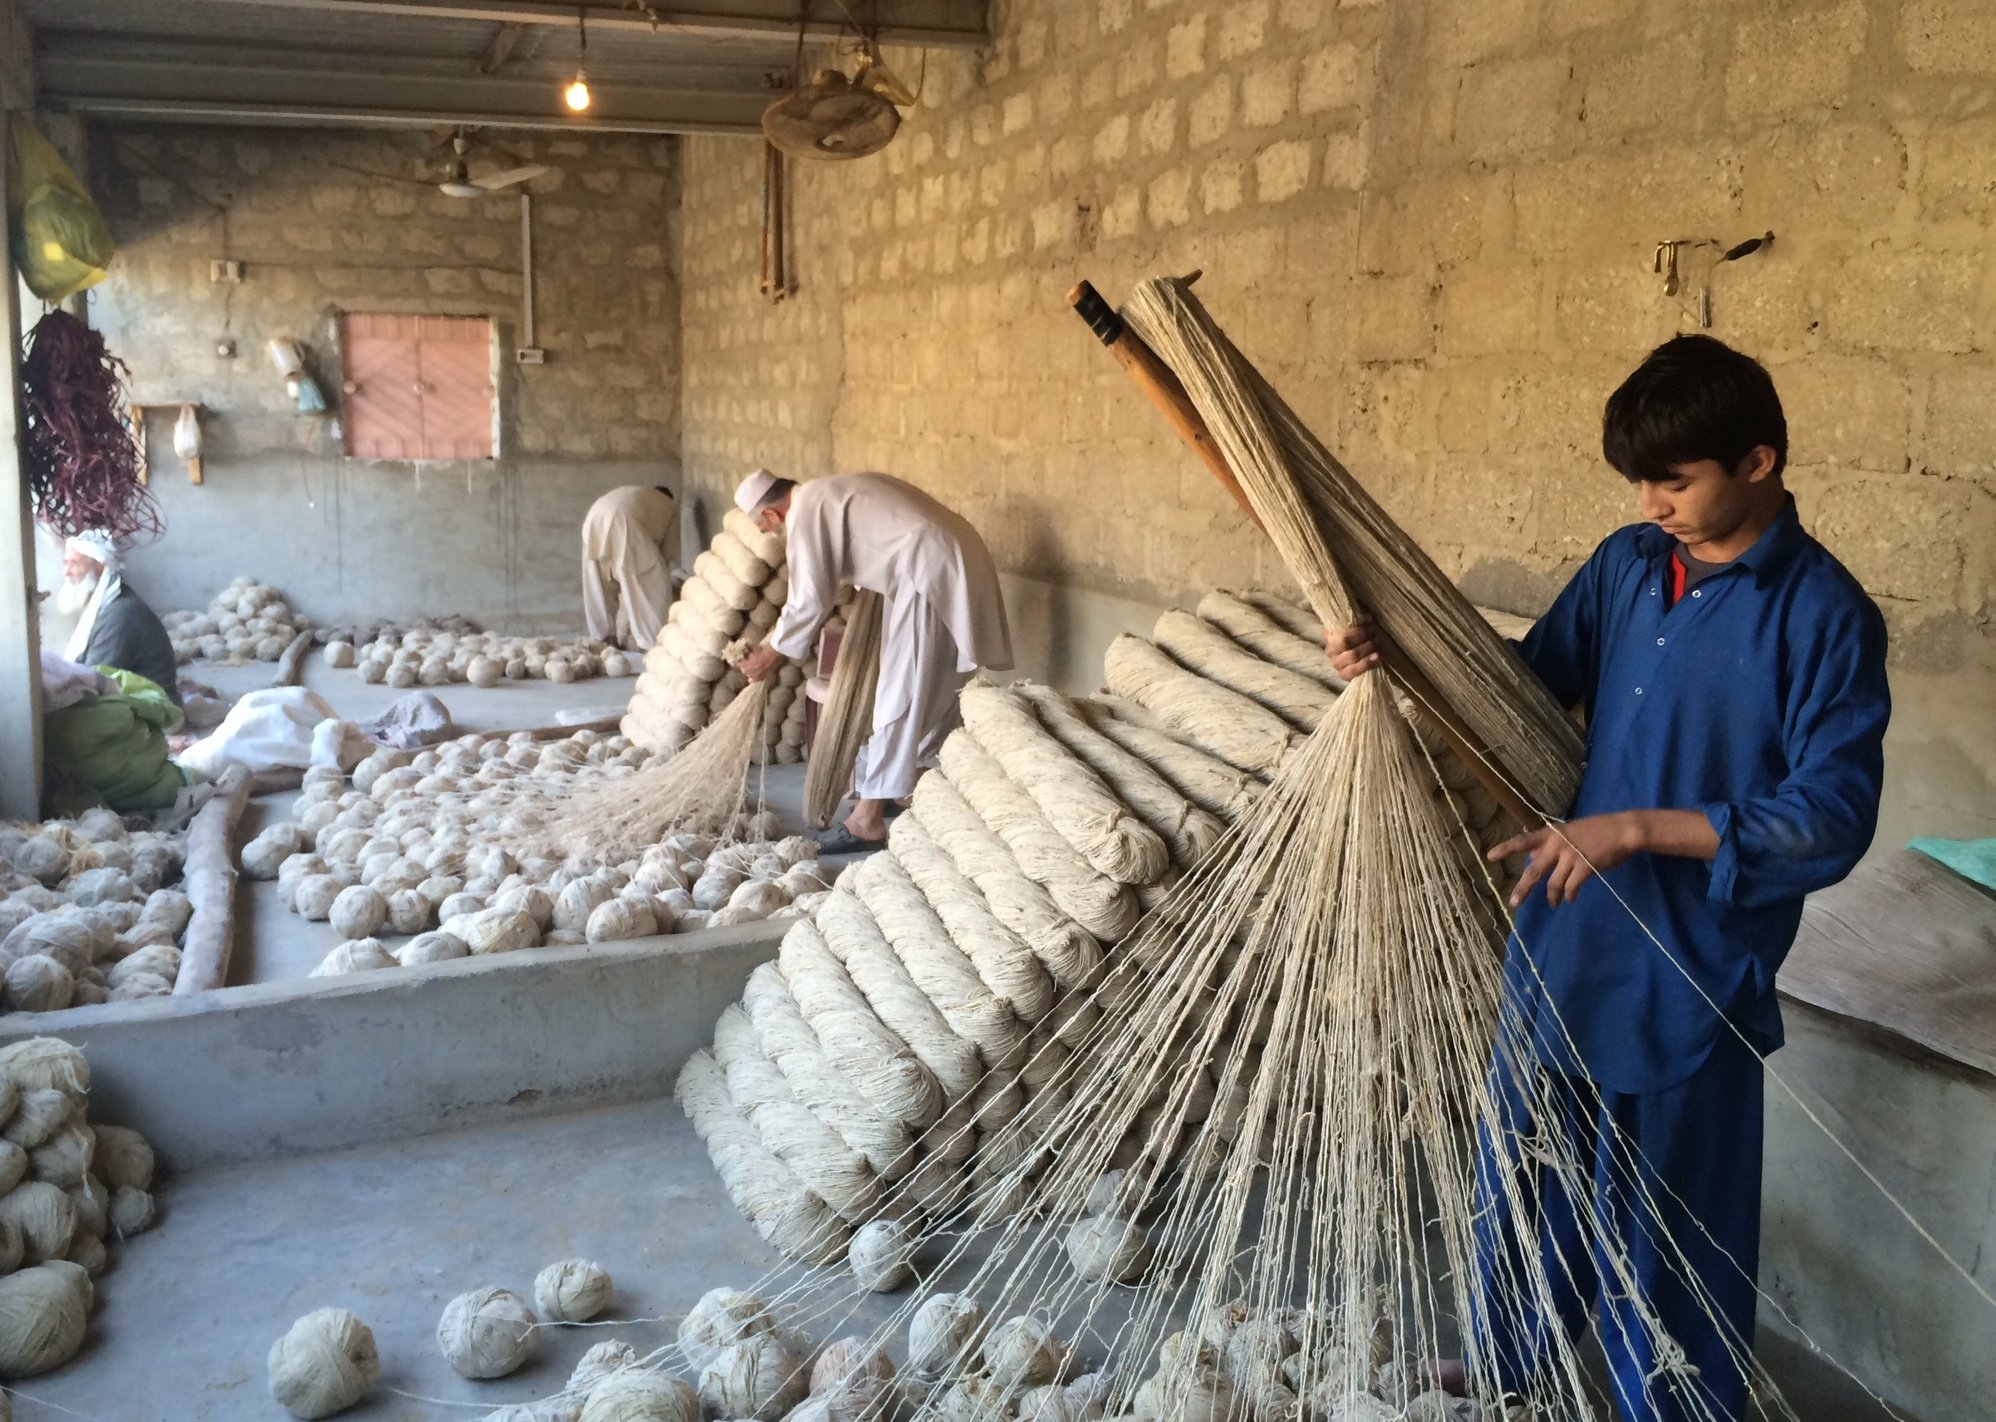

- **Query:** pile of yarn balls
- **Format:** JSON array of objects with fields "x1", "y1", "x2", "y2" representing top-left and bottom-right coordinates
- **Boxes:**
[
  {"x1": 622, "y1": 508, "x2": 808, "y2": 762},
  {"x1": 164, "y1": 577, "x2": 312, "y2": 665},
  {"x1": 268, "y1": 1258, "x2": 613, "y2": 1418},
  {"x1": 237, "y1": 726, "x2": 834, "y2": 977},
  {"x1": 0, "y1": 808, "x2": 193, "y2": 1012},
  {"x1": 0, "y1": 1037, "x2": 160, "y2": 1379},
  {"x1": 323, "y1": 628, "x2": 635, "y2": 689}
]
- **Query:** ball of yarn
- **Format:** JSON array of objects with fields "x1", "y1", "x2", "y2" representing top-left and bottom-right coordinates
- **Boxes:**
[
  {"x1": 534, "y1": 1258, "x2": 613, "y2": 1322},
  {"x1": 324, "y1": 641, "x2": 357, "y2": 669},
  {"x1": 1065, "y1": 1215, "x2": 1152, "y2": 1284},
  {"x1": 66, "y1": 1174, "x2": 106, "y2": 1238},
  {"x1": 329, "y1": 885, "x2": 390, "y2": 939},
  {"x1": 309, "y1": 939, "x2": 397, "y2": 977},
  {"x1": 937, "y1": 1379, "x2": 1011, "y2": 1422},
  {"x1": 268, "y1": 1307, "x2": 380, "y2": 1418},
  {"x1": 3, "y1": 955, "x2": 74, "y2": 1013},
  {"x1": 109, "y1": 1185, "x2": 155, "y2": 1237},
  {"x1": 397, "y1": 932, "x2": 470, "y2": 966},
  {"x1": 65, "y1": 1226, "x2": 106, "y2": 1278},
  {"x1": 675, "y1": 1286, "x2": 774, "y2": 1369},
  {"x1": 27, "y1": 1122, "x2": 94, "y2": 1189},
  {"x1": 385, "y1": 889, "x2": 434, "y2": 936},
  {"x1": 809, "y1": 1338, "x2": 896, "y2": 1413},
  {"x1": 11, "y1": 836, "x2": 68, "y2": 884},
  {"x1": 0, "y1": 1179, "x2": 77, "y2": 1263},
  {"x1": 64, "y1": 867, "x2": 134, "y2": 907},
  {"x1": 0, "y1": 1260, "x2": 91, "y2": 1377},
  {"x1": 908, "y1": 1292, "x2": 985, "y2": 1378},
  {"x1": 586, "y1": 899, "x2": 656, "y2": 943},
  {"x1": 0, "y1": 1142, "x2": 27, "y2": 1196},
  {"x1": 295, "y1": 875, "x2": 344, "y2": 921},
  {"x1": 140, "y1": 887, "x2": 194, "y2": 936},
  {"x1": 580, "y1": 1372, "x2": 699, "y2": 1422},
  {"x1": 241, "y1": 825, "x2": 304, "y2": 880},
  {"x1": 1015, "y1": 1383, "x2": 1099, "y2": 1422},
  {"x1": 3, "y1": 1090, "x2": 76, "y2": 1150},
  {"x1": 452, "y1": 907, "x2": 540, "y2": 955},
  {"x1": 698, "y1": 1332, "x2": 808, "y2": 1421},
  {"x1": 568, "y1": 1336, "x2": 641, "y2": 1393},
  {"x1": 847, "y1": 1217, "x2": 917, "y2": 1292},
  {"x1": 437, "y1": 1285, "x2": 537, "y2": 1378},
  {"x1": 494, "y1": 885, "x2": 555, "y2": 931},
  {"x1": 983, "y1": 1314, "x2": 1063, "y2": 1388},
  {"x1": 0, "y1": 1213, "x2": 22, "y2": 1273},
  {"x1": 467, "y1": 656, "x2": 503, "y2": 688}
]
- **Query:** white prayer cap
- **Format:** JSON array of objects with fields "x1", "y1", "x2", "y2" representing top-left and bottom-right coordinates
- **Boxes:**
[
  {"x1": 64, "y1": 530, "x2": 120, "y2": 570},
  {"x1": 734, "y1": 468, "x2": 779, "y2": 514}
]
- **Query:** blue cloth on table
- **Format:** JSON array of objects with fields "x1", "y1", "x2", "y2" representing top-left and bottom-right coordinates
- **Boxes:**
[{"x1": 1908, "y1": 837, "x2": 1996, "y2": 894}]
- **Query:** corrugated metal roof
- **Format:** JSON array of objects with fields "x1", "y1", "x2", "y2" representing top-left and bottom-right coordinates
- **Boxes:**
[{"x1": 22, "y1": 0, "x2": 982, "y2": 134}]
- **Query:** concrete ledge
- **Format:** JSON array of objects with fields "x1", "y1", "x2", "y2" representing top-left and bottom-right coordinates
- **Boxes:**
[
  {"x1": 0, "y1": 925, "x2": 782, "y2": 1172},
  {"x1": 1761, "y1": 1000, "x2": 1996, "y2": 1422}
]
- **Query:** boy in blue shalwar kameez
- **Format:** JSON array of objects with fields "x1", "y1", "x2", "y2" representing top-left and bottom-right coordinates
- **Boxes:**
[{"x1": 1329, "y1": 335, "x2": 1891, "y2": 1421}]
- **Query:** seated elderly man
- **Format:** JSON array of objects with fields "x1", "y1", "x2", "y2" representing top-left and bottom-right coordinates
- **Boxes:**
[{"x1": 56, "y1": 530, "x2": 179, "y2": 705}]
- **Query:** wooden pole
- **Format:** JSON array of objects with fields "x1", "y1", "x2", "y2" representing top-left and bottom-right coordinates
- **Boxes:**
[
  {"x1": 1068, "y1": 279, "x2": 1538, "y2": 828},
  {"x1": 173, "y1": 764, "x2": 253, "y2": 995},
  {"x1": 272, "y1": 629, "x2": 314, "y2": 688}
]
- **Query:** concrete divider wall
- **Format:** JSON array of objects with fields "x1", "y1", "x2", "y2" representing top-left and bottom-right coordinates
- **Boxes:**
[{"x1": 0, "y1": 927, "x2": 781, "y2": 1172}]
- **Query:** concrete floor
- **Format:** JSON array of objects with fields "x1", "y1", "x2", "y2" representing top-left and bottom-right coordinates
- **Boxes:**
[{"x1": 3, "y1": 1097, "x2": 1909, "y2": 1422}]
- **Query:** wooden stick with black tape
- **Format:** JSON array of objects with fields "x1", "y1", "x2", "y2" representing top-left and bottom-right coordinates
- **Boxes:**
[{"x1": 1068, "y1": 278, "x2": 1536, "y2": 828}]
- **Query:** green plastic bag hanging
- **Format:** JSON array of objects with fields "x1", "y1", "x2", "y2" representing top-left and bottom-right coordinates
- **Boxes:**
[{"x1": 6, "y1": 112, "x2": 115, "y2": 301}]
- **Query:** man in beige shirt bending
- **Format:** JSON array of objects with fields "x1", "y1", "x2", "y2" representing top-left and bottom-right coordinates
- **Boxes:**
[{"x1": 581, "y1": 484, "x2": 681, "y2": 651}]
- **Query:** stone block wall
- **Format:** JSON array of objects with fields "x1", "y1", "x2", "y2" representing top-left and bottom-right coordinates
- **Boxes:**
[
  {"x1": 678, "y1": 0, "x2": 1996, "y2": 848},
  {"x1": 83, "y1": 125, "x2": 682, "y2": 627}
]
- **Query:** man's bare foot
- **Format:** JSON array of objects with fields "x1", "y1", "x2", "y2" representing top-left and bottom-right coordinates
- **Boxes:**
[{"x1": 843, "y1": 797, "x2": 890, "y2": 843}]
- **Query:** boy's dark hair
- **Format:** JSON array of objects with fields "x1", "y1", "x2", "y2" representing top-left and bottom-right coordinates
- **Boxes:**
[
  {"x1": 1602, "y1": 334, "x2": 1787, "y2": 482},
  {"x1": 654, "y1": 484, "x2": 673, "y2": 498},
  {"x1": 758, "y1": 477, "x2": 798, "y2": 507}
]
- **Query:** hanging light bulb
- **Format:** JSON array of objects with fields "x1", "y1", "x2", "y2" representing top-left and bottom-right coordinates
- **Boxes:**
[{"x1": 563, "y1": 8, "x2": 591, "y2": 111}]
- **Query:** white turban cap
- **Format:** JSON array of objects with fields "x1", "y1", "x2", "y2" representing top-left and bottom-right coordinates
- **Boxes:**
[
  {"x1": 64, "y1": 530, "x2": 120, "y2": 571},
  {"x1": 733, "y1": 468, "x2": 779, "y2": 515}
]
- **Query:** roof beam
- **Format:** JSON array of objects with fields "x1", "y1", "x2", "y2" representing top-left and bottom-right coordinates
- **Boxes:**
[
  {"x1": 146, "y1": 0, "x2": 989, "y2": 50},
  {"x1": 473, "y1": 21, "x2": 526, "y2": 75},
  {"x1": 38, "y1": 48, "x2": 774, "y2": 134}
]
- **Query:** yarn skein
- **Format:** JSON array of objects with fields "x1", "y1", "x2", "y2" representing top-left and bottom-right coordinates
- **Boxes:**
[{"x1": 268, "y1": 1308, "x2": 380, "y2": 1418}]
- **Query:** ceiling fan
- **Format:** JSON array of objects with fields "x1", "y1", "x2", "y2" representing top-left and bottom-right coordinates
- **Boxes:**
[{"x1": 437, "y1": 131, "x2": 547, "y2": 198}]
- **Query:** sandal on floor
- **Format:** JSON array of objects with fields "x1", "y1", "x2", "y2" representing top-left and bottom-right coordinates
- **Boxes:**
[{"x1": 818, "y1": 826, "x2": 886, "y2": 855}]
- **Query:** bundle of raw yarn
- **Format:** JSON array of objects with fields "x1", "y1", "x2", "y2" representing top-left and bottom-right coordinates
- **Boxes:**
[
  {"x1": 242, "y1": 727, "x2": 828, "y2": 973},
  {"x1": 622, "y1": 509, "x2": 808, "y2": 763},
  {"x1": 0, "y1": 811, "x2": 192, "y2": 1011},
  {"x1": 536, "y1": 1257, "x2": 614, "y2": 1322},
  {"x1": 164, "y1": 577, "x2": 312, "y2": 665},
  {"x1": 437, "y1": 1284, "x2": 538, "y2": 1378},
  {"x1": 268, "y1": 1307, "x2": 380, "y2": 1418},
  {"x1": 0, "y1": 1038, "x2": 161, "y2": 1379},
  {"x1": 674, "y1": 618, "x2": 1525, "y2": 1260},
  {"x1": 329, "y1": 625, "x2": 634, "y2": 689}
]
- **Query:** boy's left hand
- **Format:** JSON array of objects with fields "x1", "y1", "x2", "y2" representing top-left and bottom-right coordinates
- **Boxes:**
[{"x1": 1487, "y1": 813, "x2": 1642, "y2": 909}]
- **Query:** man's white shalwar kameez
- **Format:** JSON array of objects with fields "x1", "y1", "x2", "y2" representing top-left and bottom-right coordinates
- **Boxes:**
[
  {"x1": 767, "y1": 472, "x2": 1012, "y2": 800},
  {"x1": 581, "y1": 485, "x2": 680, "y2": 650}
]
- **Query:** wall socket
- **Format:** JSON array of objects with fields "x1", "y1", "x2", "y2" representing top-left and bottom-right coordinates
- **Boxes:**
[
  {"x1": 515, "y1": 348, "x2": 546, "y2": 364},
  {"x1": 209, "y1": 259, "x2": 244, "y2": 283}
]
